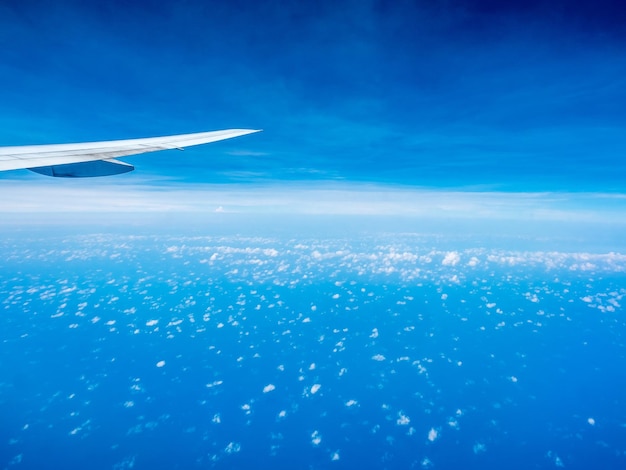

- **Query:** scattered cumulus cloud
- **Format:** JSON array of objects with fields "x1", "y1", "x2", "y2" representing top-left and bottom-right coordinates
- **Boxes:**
[
  {"x1": 397, "y1": 412, "x2": 410, "y2": 425},
  {"x1": 442, "y1": 252, "x2": 460, "y2": 266}
]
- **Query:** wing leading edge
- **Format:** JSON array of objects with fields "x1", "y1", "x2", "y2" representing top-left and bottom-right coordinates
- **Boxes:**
[{"x1": 0, "y1": 129, "x2": 261, "y2": 177}]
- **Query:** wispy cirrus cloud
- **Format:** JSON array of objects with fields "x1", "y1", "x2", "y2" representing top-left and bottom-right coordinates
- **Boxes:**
[{"x1": 1, "y1": 179, "x2": 625, "y2": 223}]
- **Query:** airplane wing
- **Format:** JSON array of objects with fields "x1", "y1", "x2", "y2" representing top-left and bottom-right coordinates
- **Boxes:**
[{"x1": 0, "y1": 128, "x2": 261, "y2": 177}]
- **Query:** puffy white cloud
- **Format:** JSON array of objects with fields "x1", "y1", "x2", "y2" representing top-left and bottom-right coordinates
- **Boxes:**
[{"x1": 442, "y1": 252, "x2": 460, "y2": 266}]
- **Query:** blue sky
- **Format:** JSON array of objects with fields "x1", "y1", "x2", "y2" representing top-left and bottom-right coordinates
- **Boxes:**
[{"x1": 1, "y1": 0, "x2": 626, "y2": 226}]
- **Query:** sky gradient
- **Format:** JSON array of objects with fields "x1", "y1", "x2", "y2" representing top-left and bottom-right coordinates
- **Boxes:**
[
  {"x1": 1, "y1": 0, "x2": 625, "y2": 224},
  {"x1": 3, "y1": 4, "x2": 626, "y2": 468}
]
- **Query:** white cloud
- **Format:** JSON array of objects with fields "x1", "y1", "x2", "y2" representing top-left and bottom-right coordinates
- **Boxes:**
[
  {"x1": 397, "y1": 412, "x2": 410, "y2": 425},
  {"x1": 224, "y1": 442, "x2": 241, "y2": 454},
  {"x1": 442, "y1": 252, "x2": 460, "y2": 266},
  {"x1": 1, "y1": 179, "x2": 625, "y2": 228}
]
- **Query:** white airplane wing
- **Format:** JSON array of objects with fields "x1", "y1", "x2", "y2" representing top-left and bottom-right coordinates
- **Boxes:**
[{"x1": 0, "y1": 128, "x2": 261, "y2": 177}]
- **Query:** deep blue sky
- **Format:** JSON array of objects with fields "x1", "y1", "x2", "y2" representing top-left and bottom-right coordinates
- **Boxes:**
[{"x1": 1, "y1": 0, "x2": 625, "y2": 191}]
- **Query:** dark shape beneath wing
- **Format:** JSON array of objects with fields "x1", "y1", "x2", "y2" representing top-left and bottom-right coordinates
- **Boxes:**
[{"x1": 29, "y1": 159, "x2": 134, "y2": 177}]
